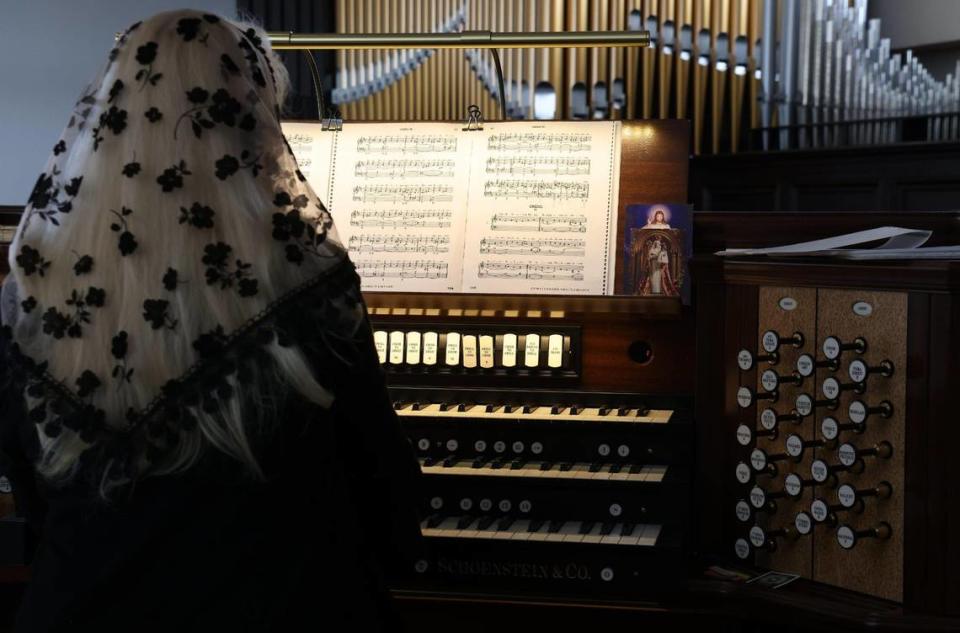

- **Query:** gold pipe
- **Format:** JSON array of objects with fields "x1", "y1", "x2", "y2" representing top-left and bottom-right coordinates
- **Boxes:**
[
  {"x1": 675, "y1": 0, "x2": 693, "y2": 120},
  {"x1": 640, "y1": 0, "x2": 655, "y2": 118},
  {"x1": 692, "y1": 0, "x2": 710, "y2": 153},
  {"x1": 657, "y1": 0, "x2": 673, "y2": 117}
]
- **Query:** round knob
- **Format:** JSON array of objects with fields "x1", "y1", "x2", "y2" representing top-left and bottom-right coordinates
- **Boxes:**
[
  {"x1": 836, "y1": 522, "x2": 892, "y2": 550},
  {"x1": 820, "y1": 416, "x2": 864, "y2": 441},
  {"x1": 784, "y1": 472, "x2": 815, "y2": 498},
  {"x1": 750, "y1": 447, "x2": 797, "y2": 472},
  {"x1": 749, "y1": 485, "x2": 786, "y2": 510},
  {"x1": 810, "y1": 498, "x2": 862, "y2": 525},
  {"x1": 760, "y1": 407, "x2": 802, "y2": 430},
  {"x1": 749, "y1": 525, "x2": 799, "y2": 551},
  {"x1": 795, "y1": 393, "x2": 839, "y2": 418},
  {"x1": 737, "y1": 423, "x2": 778, "y2": 446},
  {"x1": 738, "y1": 348, "x2": 779, "y2": 371},
  {"x1": 822, "y1": 336, "x2": 867, "y2": 361},
  {"x1": 762, "y1": 330, "x2": 805, "y2": 353},
  {"x1": 848, "y1": 400, "x2": 894, "y2": 425},
  {"x1": 737, "y1": 386, "x2": 778, "y2": 409},
  {"x1": 811, "y1": 458, "x2": 863, "y2": 483},
  {"x1": 837, "y1": 481, "x2": 893, "y2": 509},
  {"x1": 847, "y1": 359, "x2": 895, "y2": 384},
  {"x1": 735, "y1": 499, "x2": 756, "y2": 522},
  {"x1": 737, "y1": 459, "x2": 777, "y2": 484},
  {"x1": 734, "y1": 537, "x2": 752, "y2": 560},
  {"x1": 796, "y1": 353, "x2": 839, "y2": 378},
  {"x1": 785, "y1": 433, "x2": 833, "y2": 458},
  {"x1": 760, "y1": 369, "x2": 804, "y2": 392},
  {"x1": 794, "y1": 511, "x2": 814, "y2": 536},
  {"x1": 821, "y1": 376, "x2": 865, "y2": 400},
  {"x1": 838, "y1": 441, "x2": 894, "y2": 467}
]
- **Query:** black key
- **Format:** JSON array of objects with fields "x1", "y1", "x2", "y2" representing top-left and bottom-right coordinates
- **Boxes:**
[
  {"x1": 569, "y1": 405, "x2": 580, "y2": 415},
  {"x1": 609, "y1": 463, "x2": 623, "y2": 474},
  {"x1": 504, "y1": 404, "x2": 515, "y2": 414},
  {"x1": 510, "y1": 459, "x2": 527, "y2": 470},
  {"x1": 412, "y1": 402, "x2": 425, "y2": 411},
  {"x1": 550, "y1": 405, "x2": 562, "y2": 415},
  {"x1": 423, "y1": 456, "x2": 437, "y2": 467},
  {"x1": 617, "y1": 406, "x2": 630, "y2": 416},
  {"x1": 442, "y1": 456, "x2": 458, "y2": 468},
  {"x1": 528, "y1": 519, "x2": 545, "y2": 533},
  {"x1": 600, "y1": 522, "x2": 617, "y2": 536},
  {"x1": 496, "y1": 517, "x2": 516, "y2": 531},
  {"x1": 426, "y1": 514, "x2": 445, "y2": 529},
  {"x1": 547, "y1": 520, "x2": 565, "y2": 533},
  {"x1": 539, "y1": 461, "x2": 555, "y2": 471},
  {"x1": 439, "y1": 403, "x2": 452, "y2": 412},
  {"x1": 589, "y1": 462, "x2": 604, "y2": 473},
  {"x1": 477, "y1": 516, "x2": 496, "y2": 531},
  {"x1": 636, "y1": 405, "x2": 650, "y2": 416},
  {"x1": 522, "y1": 405, "x2": 535, "y2": 414},
  {"x1": 472, "y1": 457, "x2": 489, "y2": 468},
  {"x1": 393, "y1": 401, "x2": 409, "y2": 410},
  {"x1": 490, "y1": 458, "x2": 505, "y2": 470},
  {"x1": 598, "y1": 407, "x2": 611, "y2": 416},
  {"x1": 457, "y1": 403, "x2": 471, "y2": 412},
  {"x1": 457, "y1": 516, "x2": 476, "y2": 530},
  {"x1": 559, "y1": 462, "x2": 574, "y2": 472},
  {"x1": 579, "y1": 521, "x2": 596, "y2": 535},
  {"x1": 620, "y1": 523, "x2": 636, "y2": 537},
  {"x1": 629, "y1": 463, "x2": 644, "y2": 474},
  {"x1": 485, "y1": 404, "x2": 496, "y2": 413}
]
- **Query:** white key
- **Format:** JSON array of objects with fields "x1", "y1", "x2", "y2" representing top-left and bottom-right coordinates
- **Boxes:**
[
  {"x1": 644, "y1": 465, "x2": 668, "y2": 483},
  {"x1": 508, "y1": 519, "x2": 532, "y2": 540},
  {"x1": 600, "y1": 523, "x2": 623, "y2": 545},
  {"x1": 479, "y1": 335, "x2": 495, "y2": 368},
  {"x1": 502, "y1": 333, "x2": 518, "y2": 367},
  {"x1": 545, "y1": 521, "x2": 576, "y2": 542},
  {"x1": 580, "y1": 522, "x2": 605, "y2": 544},
  {"x1": 590, "y1": 464, "x2": 614, "y2": 481},
  {"x1": 405, "y1": 331, "x2": 422, "y2": 365},
  {"x1": 422, "y1": 332, "x2": 439, "y2": 365},
  {"x1": 373, "y1": 331, "x2": 388, "y2": 364},
  {"x1": 462, "y1": 335, "x2": 478, "y2": 368},
  {"x1": 637, "y1": 524, "x2": 661, "y2": 546},
  {"x1": 561, "y1": 521, "x2": 587, "y2": 544},
  {"x1": 547, "y1": 334, "x2": 564, "y2": 368},
  {"x1": 617, "y1": 524, "x2": 643, "y2": 546},
  {"x1": 388, "y1": 331, "x2": 405, "y2": 365},
  {"x1": 445, "y1": 332, "x2": 461, "y2": 366}
]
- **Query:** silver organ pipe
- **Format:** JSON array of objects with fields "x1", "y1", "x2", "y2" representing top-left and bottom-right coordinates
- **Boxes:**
[{"x1": 325, "y1": 0, "x2": 960, "y2": 153}]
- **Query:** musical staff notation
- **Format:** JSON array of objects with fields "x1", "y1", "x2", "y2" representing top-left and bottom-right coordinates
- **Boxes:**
[
  {"x1": 478, "y1": 261, "x2": 585, "y2": 281},
  {"x1": 355, "y1": 159, "x2": 456, "y2": 179},
  {"x1": 353, "y1": 184, "x2": 454, "y2": 204},
  {"x1": 349, "y1": 209, "x2": 453, "y2": 229},
  {"x1": 356, "y1": 260, "x2": 449, "y2": 279},
  {"x1": 357, "y1": 135, "x2": 458, "y2": 154},
  {"x1": 488, "y1": 132, "x2": 592, "y2": 153},
  {"x1": 483, "y1": 180, "x2": 590, "y2": 201},
  {"x1": 286, "y1": 133, "x2": 313, "y2": 147},
  {"x1": 489, "y1": 213, "x2": 588, "y2": 233},
  {"x1": 479, "y1": 237, "x2": 586, "y2": 257},
  {"x1": 349, "y1": 234, "x2": 450, "y2": 254},
  {"x1": 485, "y1": 157, "x2": 591, "y2": 176}
]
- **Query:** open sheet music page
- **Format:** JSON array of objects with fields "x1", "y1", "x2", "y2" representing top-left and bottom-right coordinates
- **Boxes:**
[
  {"x1": 282, "y1": 122, "x2": 336, "y2": 207},
  {"x1": 328, "y1": 122, "x2": 473, "y2": 292},
  {"x1": 460, "y1": 121, "x2": 621, "y2": 295}
]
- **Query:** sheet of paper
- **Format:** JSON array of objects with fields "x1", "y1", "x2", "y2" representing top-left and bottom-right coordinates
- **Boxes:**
[
  {"x1": 327, "y1": 122, "x2": 474, "y2": 292},
  {"x1": 281, "y1": 122, "x2": 336, "y2": 208},
  {"x1": 716, "y1": 226, "x2": 932, "y2": 257},
  {"x1": 459, "y1": 121, "x2": 622, "y2": 294}
]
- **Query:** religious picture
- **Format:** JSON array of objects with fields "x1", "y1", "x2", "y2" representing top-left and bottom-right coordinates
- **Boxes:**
[{"x1": 621, "y1": 203, "x2": 692, "y2": 303}]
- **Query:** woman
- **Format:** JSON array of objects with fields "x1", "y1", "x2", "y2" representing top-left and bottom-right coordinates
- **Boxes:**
[{"x1": 0, "y1": 9, "x2": 422, "y2": 632}]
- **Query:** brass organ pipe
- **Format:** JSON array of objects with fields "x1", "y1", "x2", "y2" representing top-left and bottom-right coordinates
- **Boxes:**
[
  {"x1": 710, "y1": 0, "x2": 730, "y2": 153},
  {"x1": 730, "y1": 0, "x2": 747, "y2": 151},
  {"x1": 692, "y1": 0, "x2": 710, "y2": 153},
  {"x1": 625, "y1": 0, "x2": 642, "y2": 118},
  {"x1": 526, "y1": 0, "x2": 537, "y2": 117},
  {"x1": 658, "y1": 0, "x2": 674, "y2": 118},
  {"x1": 675, "y1": 0, "x2": 693, "y2": 120},
  {"x1": 640, "y1": 0, "x2": 655, "y2": 118}
]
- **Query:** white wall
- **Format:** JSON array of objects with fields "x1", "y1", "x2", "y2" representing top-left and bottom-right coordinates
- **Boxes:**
[
  {"x1": 0, "y1": 0, "x2": 234, "y2": 205},
  {"x1": 868, "y1": 0, "x2": 960, "y2": 51}
]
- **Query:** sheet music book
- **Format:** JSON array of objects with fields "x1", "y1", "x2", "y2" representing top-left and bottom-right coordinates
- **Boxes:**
[
  {"x1": 281, "y1": 120, "x2": 622, "y2": 295},
  {"x1": 714, "y1": 226, "x2": 956, "y2": 260}
]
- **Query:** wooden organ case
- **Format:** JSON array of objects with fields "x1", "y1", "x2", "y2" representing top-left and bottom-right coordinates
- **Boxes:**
[
  {"x1": 696, "y1": 212, "x2": 960, "y2": 626},
  {"x1": 367, "y1": 119, "x2": 696, "y2": 601}
]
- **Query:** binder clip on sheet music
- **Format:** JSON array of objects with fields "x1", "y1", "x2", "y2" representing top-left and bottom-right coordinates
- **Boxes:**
[{"x1": 716, "y1": 227, "x2": 960, "y2": 260}]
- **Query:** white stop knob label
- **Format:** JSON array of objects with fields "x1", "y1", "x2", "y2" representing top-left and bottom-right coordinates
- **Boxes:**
[
  {"x1": 848, "y1": 401, "x2": 867, "y2": 424},
  {"x1": 848, "y1": 359, "x2": 868, "y2": 383},
  {"x1": 786, "y1": 434, "x2": 805, "y2": 457},
  {"x1": 837, "y1": 484, "x2": 857, "y2": 508},
  {"x1": 418, "y1": 438, "x2": 431, "y2": 451},
  {"x1": 430, "y1": 496, "x2": 444, "y2": 510},
  {"x1": 796, "y1": 354, "x2": 815, "y2": 377},
  {"x1": 479, "y1": 498, "x2": 493, "y2": 512},
  {"x1": 810, "y1": 499, "x2": 830, "y2": 523},
  {"x1": 735, "y1": 500, "x2": 752, "y2": 522},
  {"x1": 531, "y1": 441, "x2": 543, "y2": 455},
  {"x1": 811, "y1": 460, "x2": 830, "y2": 483},
  {"x1": 474, "y1": 440, "x2": 487, "y2": 452},
  {"x1": 837, "y1": 525, "x2": 856, "y2": 549},
  {"x1": 761, "y1": 370, "x2": 779, "y2": 392},
  {"x1": 493, "y1": 441, "x2": 506, "y2": 453},
  {"x1": 0, "y1": 477, "x2": 10, "y2": 494},
  {"x1": 460, "y1": 498, "x2": 473, "y2": 511},
  {"x1": 838, "y1": 443, "x2": 857, "y2": 467},
  {"x1": 750, "y1": 449, "x2": 767, "y2": 471},
  {"x1": 519, "y1": 500, "x2": 532, "y2": 513},
  {"x1": 737, "y1": 387, "x2": 753, "y2": 408},
  {"x1": 784, "y1": 473, "x2": 803, "y2": 497},
  {"x1": 823, "y1": 337, "x2": 841, "y2": 360},
  {"x1": 598, "y1": 443, "x2": 611, "y2": 457},
  {"x1": 749, "y1": 526, "x2": 766, "y2": 547},
  {"x1": 735, "y1": 462, "x2": 753, "y2": 484},
  {"x1": 617, "y1": 444, "x2": 630, "y2": 458},
  {"x1": 762, "y1": 331, "x2": 780, "y2": 353},
  {"x1": 737, "y1": 349, "x2": 754, "y2": 371},
  {"x1": 736, "y1": 425, "x2": 753, "y2": 446},
  {"x1": 795, "y1": 394, "x2": 813, "y2": 417},
  {"x1": 498, "y1": 499, "x2": 512, "y2": 512},
  {"x1": 821, "y1": 417, "x2": 839, "y2": 440},
  {"x1": 795, "y1": 512, "x2": 813, "y2": 535},
  {"x1": 760, "y1": 408, "x2": 778, "y2": 430},
  {"x1": 749, "y1": 486, "x2": 767, "y2": 509},
  {"x1": 600, "y1": 567, "x2": 615, "y2": 582},
  {"x1": 821, "y1": 377, "x2": 840, "y2": 400},
  {"x1": 609, "y1": 503, "x2": 623, "y2": 517},
  {"x1": 446, "y1": 439, "x2": 459, "y2": 452},
  {"x1": 512, "y1": 441, "x2": 525, "y2": 454},
  {"x1": 414, "y1": 560, "x2": 429, "y2": 574},
  {"x1": 735, "y1": 538, "x2": 751, "y2": 559}
]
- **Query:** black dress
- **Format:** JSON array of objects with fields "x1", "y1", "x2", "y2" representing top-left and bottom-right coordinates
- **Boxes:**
[{"x1": 0, "y1": 315, "x2": 424, "y2": 633}]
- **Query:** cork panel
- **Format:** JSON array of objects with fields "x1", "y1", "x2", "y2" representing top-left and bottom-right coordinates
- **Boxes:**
[
  {"x1": 753, "y1": 287, "x2": 817, "y2": 577},
  {"x1": 813, "y1": 289, "x2": 906, "y2": 603}
]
